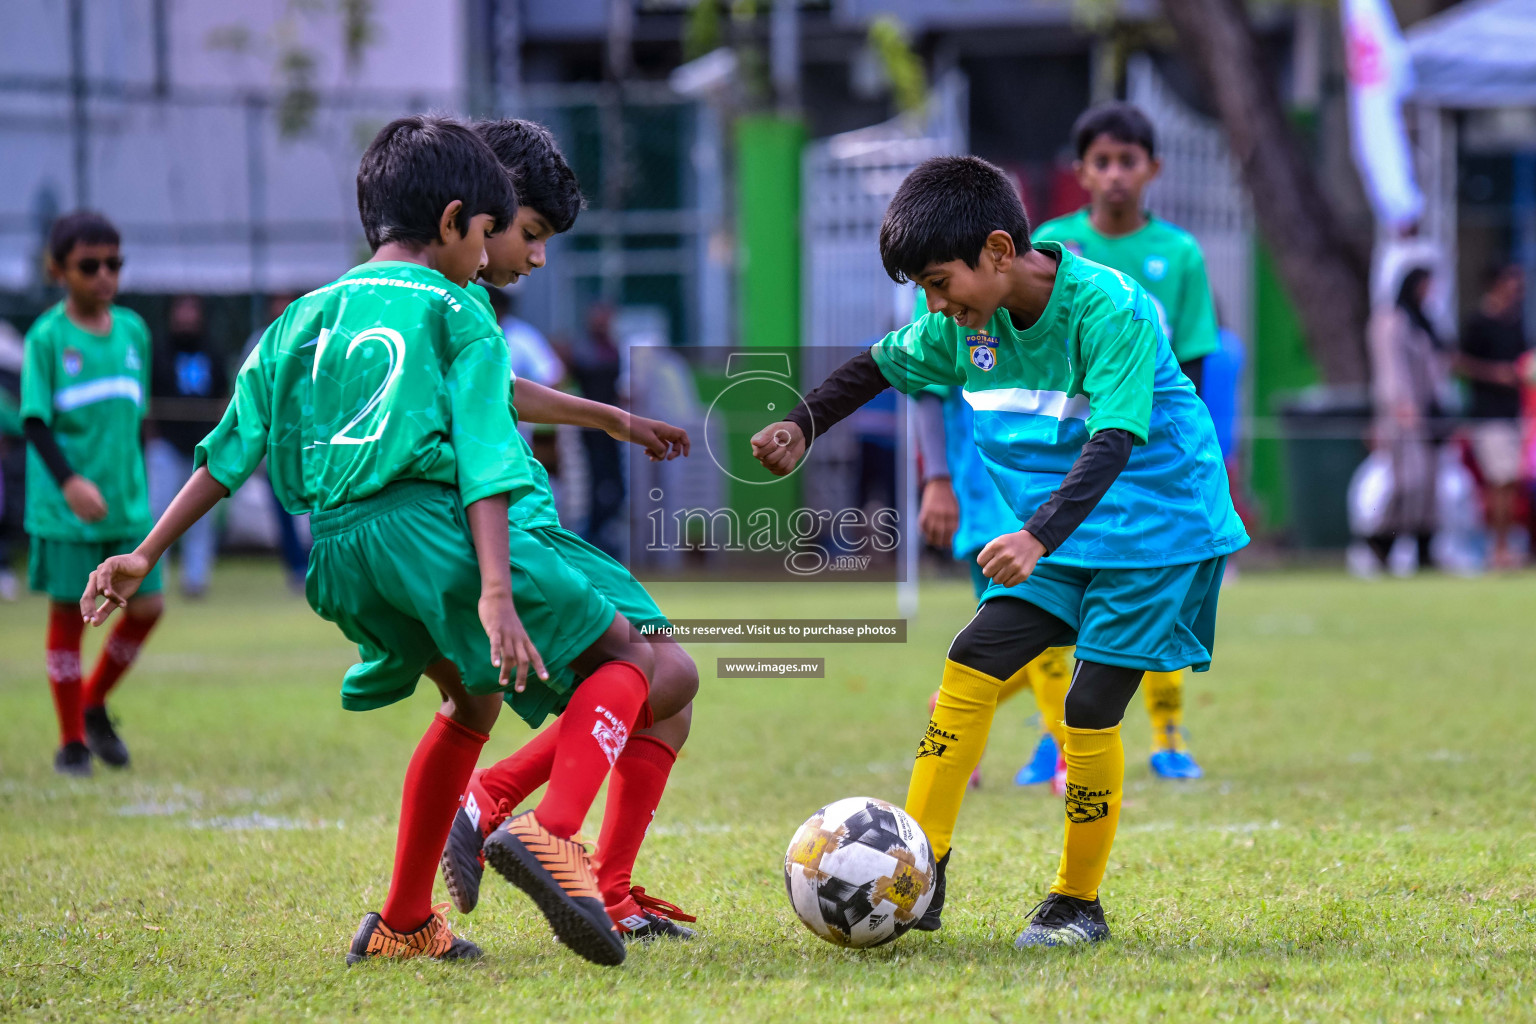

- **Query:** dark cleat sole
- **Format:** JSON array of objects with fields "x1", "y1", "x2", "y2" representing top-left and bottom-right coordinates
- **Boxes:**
[{"x1": 482, "y1": 829, "x2": 625, "y2": 967}]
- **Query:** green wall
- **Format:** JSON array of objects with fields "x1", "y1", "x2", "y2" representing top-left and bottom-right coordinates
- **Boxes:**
[{"x1": 736, "y1": 115, "x2": 805, "y2": 350}]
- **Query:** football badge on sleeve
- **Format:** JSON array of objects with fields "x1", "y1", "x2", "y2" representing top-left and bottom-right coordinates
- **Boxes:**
[{"x1": 967, "y1": 334, "x2": 998, "y2": 372}]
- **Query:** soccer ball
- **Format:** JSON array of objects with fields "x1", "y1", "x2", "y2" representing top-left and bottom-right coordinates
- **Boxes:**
[{"x1": 783, "y1": 796, "x2": 936, "y2": 948}]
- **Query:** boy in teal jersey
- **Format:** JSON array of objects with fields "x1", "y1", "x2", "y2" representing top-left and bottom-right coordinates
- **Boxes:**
[
  {"x1": 434, "y1": 119, "x2": 702, "y2": 943},
  {"x1": 83, "y1": 116, "x2": 657, "y2": 968},
  {"x1": 752, "y1": 155, "x2": 1246, "y2": 947},
  {"x1": 1033, "y1": 102, "x2": 1223, "y2": 779},
  {"x1": 22, "y1": 212, "x2": 162, "y2": 777}
]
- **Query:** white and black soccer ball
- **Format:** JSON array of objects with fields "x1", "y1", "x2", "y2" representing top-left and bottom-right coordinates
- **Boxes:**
[{"x1": 783, "y1": 796, "x2": 936, "y2": 948}]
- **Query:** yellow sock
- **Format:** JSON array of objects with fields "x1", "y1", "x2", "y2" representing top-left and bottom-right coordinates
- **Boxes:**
[
  {"x1": 1028, "y1": 646, "x2": 1073, "y2": 748},
  {"x1": 1142, "y1": 669, "x2": 1185, "y2": 753},
  {"x1": 996, "y1": 664, "x2": 1032, "y2": 706},
  {"x1": 1051, "y1": 724, "x2": 1125, "y2": 901},
  {"x1": 904, "y1": 659, "x2": 1002, "y2": 860}
]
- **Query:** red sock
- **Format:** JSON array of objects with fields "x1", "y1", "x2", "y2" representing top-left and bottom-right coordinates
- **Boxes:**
[
  {"x1": 46, "y1": 604, "x2": 85, "y2": 746},
  {"x1": 84, "y1": 612, "x2": 158, "y2": 709},
  {"x1": 381, "y1": 713, "x2": 488, "y2": 932},
  {"x1": 535, "y1": 662, "x2": 650, "y2": 839},
  {"x1": 594, "y1": 733, "x2": 677, "y2": 905},
  {"x1": 479, "y1": 722, "x2": 559, "y2": 810}
]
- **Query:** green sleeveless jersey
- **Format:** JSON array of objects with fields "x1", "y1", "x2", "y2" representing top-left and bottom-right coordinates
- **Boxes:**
[
  {"x1": 196, "y1": 262, "x2": 531, "y2": 513},
  {"x1": 1033, "y1": 209, "x2": 1219, "y2": 364},
  {"x1": 20, "y1": 302, "x2": 152, "y2": 541}
]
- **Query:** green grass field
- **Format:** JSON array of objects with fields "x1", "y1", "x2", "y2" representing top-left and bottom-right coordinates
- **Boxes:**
[{"x1": 2, "y1": 562, "x2": 1535, "y2": 1022}]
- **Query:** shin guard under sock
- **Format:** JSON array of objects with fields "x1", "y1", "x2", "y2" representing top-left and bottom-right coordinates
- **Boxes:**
[
  {"x1": 903, "y1": 659, "x2": 1002, "y2": 861},
  {"x1": 84, "y1": 612, "x2": 158, "y2": 708},
  {"x1": 594, "y1": 733, "x2": 677, "y2": 904},
  {"x1": 46, "y1": 604, "x2": 85, "y2": 746},
  {"x1": 1142, "y1": 670, "x2": 1185, "y2": 752},
  {"x1": 381, "y1": 713, "x2": 488, "y2": 932},
  {"x1": 1051, "y1": 724, "x2": 1125, "y2": 901},
  {"x1": 535, "y1": 662, "x2": 650, "y2": 839}
]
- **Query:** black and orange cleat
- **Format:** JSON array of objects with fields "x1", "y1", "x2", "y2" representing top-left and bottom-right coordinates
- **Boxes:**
[
  {"x1": 440, "y1": 769, "x2": 512, "y2": 915},
  {"x1": 482, "y1": 810, "x2": 625, "y2": 966},
  {"x1": 607, "y1": 886, "x2": 697, "y2": 942},
  {"x1": 345, "y1": 904, "x2": 483, "y2": 964}
]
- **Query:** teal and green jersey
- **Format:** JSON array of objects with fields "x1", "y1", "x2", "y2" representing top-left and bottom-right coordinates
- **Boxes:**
[
  {"x1": 196, "y1": 262, "x2": 531, "y2": 513},
  {"x1": 463, "y1": 283, "x2": 562, "y2": 529},
  {"x1": 1033, "y1": 209, "x2": 1219, "y2": 364},
  {"x1": 874, "y1": 242, "x2": 1246, "y2": 568},
  {"x1": 20, "y1": 303, "x2": 152, "y2": 541}
]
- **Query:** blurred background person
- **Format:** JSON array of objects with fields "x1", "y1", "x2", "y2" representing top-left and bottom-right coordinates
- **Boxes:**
[
  {"x1": 147, "y1": 294, "x2": 227, "y2": 598},
  {"x1": 244, "y1": 292, "x2": 308, "y2": 591},
  {"x1": 0, "y1": 318, "x2": 24, "y2": 600},
  {"x1": 565, "y1": 302, "x2": 624, "y2": 557},
  {"x1": 1367, "y1": 261, "x2": 1449, "y2": 574},
  {"x1": 1456, "y1": 264, "x2": 1528, "y2": 570}
]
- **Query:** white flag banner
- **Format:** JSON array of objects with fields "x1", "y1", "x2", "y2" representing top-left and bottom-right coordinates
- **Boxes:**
[{"x1": 1343, "y1": 0, "x2": 1424, "y2": 229}]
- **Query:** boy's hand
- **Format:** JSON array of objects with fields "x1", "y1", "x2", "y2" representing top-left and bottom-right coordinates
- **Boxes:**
[
  {"x1": 750, "y1": 421, "x2": 807, "y2": 477},
  {"x1": 63, "y1": 476, "x2": 108, "y2": 523},
  {"x1": 919, "y1": 477, "x2": 960, "y2": 550},
  {"x1": 609, "y1": 412, "x2": 691, "y2": 461},
  {"x1": 479, "y1": 589, "x2": 547, "y2": 693},
  {"x1": 81, "y1": 553, "x2": 152, "y2": 625},
  {"x1": 977, "y1": 530, "x2": 1046, "y2": 588}
]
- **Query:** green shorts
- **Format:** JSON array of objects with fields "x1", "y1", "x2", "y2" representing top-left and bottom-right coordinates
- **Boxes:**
[
  {"x1": 30, "y1": 535, "x2": 163, "y2": 603},
  {"x1": 526, "y1": 525, "x2": 669, "y2": 634},
  {"x1": 980, "y1": 556, "x2": 1227, "y2": 673},
  {"x1": 306, "y1": 481, "x2": 615, "y2": 726}
]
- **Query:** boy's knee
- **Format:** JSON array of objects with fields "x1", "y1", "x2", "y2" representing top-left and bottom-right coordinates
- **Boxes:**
[
  {"x1": 126, "y1": 593, "x2": 164, "y2": 621},
  {"x1": 1062, "y1": 662, "x2": 1143, "y2": 730}
]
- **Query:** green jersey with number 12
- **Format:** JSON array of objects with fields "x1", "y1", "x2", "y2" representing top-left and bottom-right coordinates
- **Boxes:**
[{"x1": 197, "y1": 262, "x2": 531, "y2": 512}]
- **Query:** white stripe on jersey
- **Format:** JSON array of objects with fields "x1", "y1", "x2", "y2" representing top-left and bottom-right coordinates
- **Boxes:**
[
  {"x1": 962, "y1": 388, "x2": 1090, "y2": 422},
  {"x1": 53, "y1": 375, "x2": 142, "y2": 412}
]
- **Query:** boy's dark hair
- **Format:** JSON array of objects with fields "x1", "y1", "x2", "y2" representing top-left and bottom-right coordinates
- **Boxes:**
[
  {"x1": 879, "y1": 156, "x2": 1032, "y2": 284},
  {"x1": 473, "y1": 119, "x2": 585, "y2": 233},
  {"x1": 356, "y1": 114, "x2": 517, "y2": 251},
  {"x1": 1072, "y1": 102, "x2": 1157, "y2": 160},
  {"x1": 48, "y1": 211, "x2": 120, "y2": 265}
]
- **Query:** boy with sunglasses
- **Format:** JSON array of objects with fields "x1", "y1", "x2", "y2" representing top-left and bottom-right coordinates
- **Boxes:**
[{"x1": 21, "y1": 211, "x2": 161, "y2": 776}]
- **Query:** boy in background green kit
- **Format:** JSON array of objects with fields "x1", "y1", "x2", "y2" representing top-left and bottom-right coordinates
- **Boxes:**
[{"x1": 22, "y1": 211, "x2": 161, "y2": 776}]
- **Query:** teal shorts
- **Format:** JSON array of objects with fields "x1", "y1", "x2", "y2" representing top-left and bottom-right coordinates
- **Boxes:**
[
  {"x1": 979, "y1": 556, "x2": 1227, "y2": 673},
  {"x1": 526, "y1": 525, "x2": 669, "y2": 633},
  {"x1": 30, "y1": 535, "x2": 163, "y2": 603},
  {"x1": 306, "y1": 482, "x2": 614, "y2": 726}
]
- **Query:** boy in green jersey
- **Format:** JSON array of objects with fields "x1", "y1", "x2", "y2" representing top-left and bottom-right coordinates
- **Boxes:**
[
  {"x1": 83, "y1": 116, "x2": 660, "y2": 968},
  {"x1": 432, "y1": 119, "x2": 702, "y2": 942},
  {"x1": 22, "y1": 211, "x2": 161, "y2": 777},
  {"x1": 1031, "y1": 102, "x2": 1224, "y2": 780},
  {"x1": 752, "y1": 156, "x2": 1246, "y2": 947}
]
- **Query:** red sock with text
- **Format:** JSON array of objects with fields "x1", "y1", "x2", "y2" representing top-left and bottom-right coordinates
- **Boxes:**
[
  {"x1": 46, "y1": 604, "x2": 85, "y2": 746},
  {"x1": 534, "y1": 662, "x2": 649, "y2": 839},
  {"x1": 84, "y1": 612, "x2": 159, "y2": 708}
]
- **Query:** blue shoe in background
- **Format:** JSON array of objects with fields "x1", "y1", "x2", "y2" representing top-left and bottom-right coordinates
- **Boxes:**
[
  {"x1": 1014, "y1": 732, "x2": 1060, "y2": 786},
  {"x1": 1149, "y1": 747, "x2": 1203, "y2": 779}
]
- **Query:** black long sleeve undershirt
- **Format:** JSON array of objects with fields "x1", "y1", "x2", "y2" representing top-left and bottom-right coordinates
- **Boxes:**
[
  {"x1": 1022, "y1": 428, "x2": 1135, "y2": 555},
  {"x1": 785, "y1": 350, "x2": 890, "y2": 442},
  {"x1": 23, "y1": 417, "x2": 74, "y2": 486},
  {"x1": 784, "y1": 350, "x2": 1134, "y2": 555}
]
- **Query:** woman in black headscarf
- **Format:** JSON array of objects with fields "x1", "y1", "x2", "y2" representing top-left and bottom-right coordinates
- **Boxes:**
[{"x1": 1367, "y1": 262, "x2": 1450, "y2": 571}]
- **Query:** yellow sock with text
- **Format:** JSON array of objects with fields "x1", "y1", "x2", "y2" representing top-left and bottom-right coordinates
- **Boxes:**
[
  {"x1": 1029, "y1": 647, "x2": 1074, "y2": 748},
  {"x1": 1142, "y1": 670, "x2": 1185, "y2": 752},
  {"x1": 1050, "y1": 724, "x2": 1125, "y2": 901},
  {"x1": 904, "y1": 659, "x2": 1002, "y2": 860}
]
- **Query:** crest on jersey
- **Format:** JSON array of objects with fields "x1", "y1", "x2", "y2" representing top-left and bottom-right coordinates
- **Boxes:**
[
  {"x1": 1143, "y1": 255, "x2": 1169, "y2": 281},
  {"x1": 125, "y1": 345, "x2": 142, "y2": 372},
  {"x1": 62, "y1": 347, "x2": 83, "y2": 377},
  {"x1": 967, "y1": 333, "x2": 998, "y2": 371}
]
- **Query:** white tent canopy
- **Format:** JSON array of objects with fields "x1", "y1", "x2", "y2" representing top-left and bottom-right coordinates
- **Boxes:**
[{"x1": 1408, "y1": 0, "x2": 1536, "y2": 108}]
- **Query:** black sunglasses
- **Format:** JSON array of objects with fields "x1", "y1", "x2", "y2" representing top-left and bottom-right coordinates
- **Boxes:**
[{"x1": 75, "y1": 256, "x2": 124, "y2": 276}]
